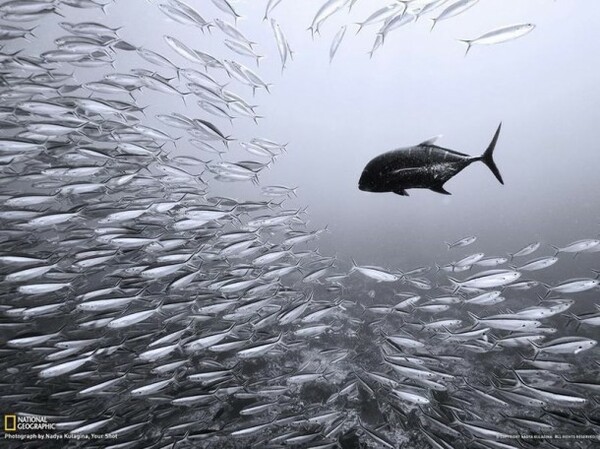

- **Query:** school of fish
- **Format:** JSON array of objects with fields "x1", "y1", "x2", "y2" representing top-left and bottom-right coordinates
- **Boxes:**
[{"x1": 0, "y1": 1, "x2": 598, "y2": 448}]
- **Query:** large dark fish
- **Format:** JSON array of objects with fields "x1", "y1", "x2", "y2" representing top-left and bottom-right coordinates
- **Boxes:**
[{"x1": 358, "y1": 123, "x2": 503, "y2": 196}]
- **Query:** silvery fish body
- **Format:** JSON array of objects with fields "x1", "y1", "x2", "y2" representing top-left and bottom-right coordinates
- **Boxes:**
[
  {"x1": 431, "y1": 0, "x2": 479, "y2": 29},
  {"x1": 450, "y1": 269, "x2": 521, "y2": 290},
  {"x1": 460, "y1": 23, "x2": 535, "y2": 55}
]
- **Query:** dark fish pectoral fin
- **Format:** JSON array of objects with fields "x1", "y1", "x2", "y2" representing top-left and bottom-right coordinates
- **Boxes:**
[
  {"x1": 430, "y1": 185, "x2": 451, "y2": 195},
  {"x1": 392, "y1": 189, "x2": 409, "y2": 196}
]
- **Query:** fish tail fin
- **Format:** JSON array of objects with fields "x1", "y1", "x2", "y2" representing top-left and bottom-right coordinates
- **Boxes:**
[
  {"x1": 530, "y1": 340, "x2": 541, "y2": 360},
  {"x1": 550, "y1": 245, "x2": 560, "y2": 256},
  {"x1": 458, "y1": 39, "x2": 472, "y2": 56},
  {"x1": 488, "y1": 337, "x2": 500, "y2": 352},
  {"x1": 429, "y1": 19, "x2": 437, "y2": 32},
  {"x1": 26, "y1": 26, "x2": 38, "y2": 40},
  {"x1": 350, "y1": 258, "x2": 358, "y2": 272},
  {"x1": 558, "y1": 374, "x2": 572, "y2": 385},
  {"x1": 467, "y1": 311, "x2": 480, "y2": 323},
  {"x1": 535, "y1": 293, "x2": 546, "y2": 305},
  {"x1": 561, "y1": 312, "x2": 579, "y2": 329},
  {"x1": 447, "y1": 276, "x2": 460, "y2": 293},
  {"x1": 440, "y1": 326, "x2": 454, "y2": 341},
  {"x1": 511, "y1": 368, "x2": 527, "y2": 387},
  {"x1": 479, "y1": 122, "x2": 504, "y2": 184},
  {"x1": 53, "y1": 7, "x2": 65, "y2": 18},
  {"x1": 515, "y1": 350, "x2": 530, "y2": 363},
  {"x1": 541, "y1": 286, "x2": 551, "y2": 299},
  {"x1": 359, "y1": 302, "x2": 367, "y2": 316}
]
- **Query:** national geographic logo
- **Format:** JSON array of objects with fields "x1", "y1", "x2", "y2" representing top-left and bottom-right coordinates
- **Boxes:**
[
  {"x1": 3, "y1": 415, "x2": 55, "y2": 431},
  {"x1": 4, "y1": 415, "x2": 16, "y2": 432}
]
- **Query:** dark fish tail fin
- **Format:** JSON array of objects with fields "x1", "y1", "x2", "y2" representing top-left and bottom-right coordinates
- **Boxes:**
[
  {"x1": 479, "y1": 123, "x2": 504, "y2": 185},
  {"x1": 457, "y1": 39, "x2": 472, "y2": 56}
]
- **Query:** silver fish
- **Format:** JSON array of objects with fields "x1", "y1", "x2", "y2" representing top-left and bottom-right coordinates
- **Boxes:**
[
  {"x1": 449, "y1": 269, "x2": 521, "y2": 290},
  {"x1": 351, "y1": 259, "x2": 399, "y2": 282},
  {"x1": 459, "y1": 23, "x2": 536, "y2": 56},
  {"x1": 430, "y1": 0, "x2": 479, "y2": 30},
  {"x1": 446, "y1": 235, "x2": 476, "y2": 249},
  {"x1": 309, "y1": 0, "x2": 351, "y2": 37},
  {"x1": 515, "y1": 256, "x2": 558, "y2": 271},
  {"x1": 329, "y1": 25, "x2": 346, "y2": 63}
]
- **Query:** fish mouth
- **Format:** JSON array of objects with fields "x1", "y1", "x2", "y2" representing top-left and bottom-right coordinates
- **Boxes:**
[
  {"x1": 358, "y1": 173, "x2": 371, "y2": 191},
  {"x1": 358, "y1": 177, "x2": 384, "y2": 192},
  {"x1": 358, "y1": 182, "x2": 372, "y2": 192},
  {"x1": 359, "y1": 182, "x2": 385, "y2": 193}
]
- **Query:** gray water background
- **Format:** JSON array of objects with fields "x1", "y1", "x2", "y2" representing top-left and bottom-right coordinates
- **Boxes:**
[{"x1": 21, "y1": 0, "x2": 600, "y2": 269}]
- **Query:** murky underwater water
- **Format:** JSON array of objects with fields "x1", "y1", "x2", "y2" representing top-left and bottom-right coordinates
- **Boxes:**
[{"x1": 0, "y1": 1, "x2": 599, "y2": 448}]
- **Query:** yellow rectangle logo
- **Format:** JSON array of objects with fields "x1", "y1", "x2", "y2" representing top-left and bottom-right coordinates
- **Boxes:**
[{"x1": 4, "y1": 415, "x2": 16, "y2": 432}]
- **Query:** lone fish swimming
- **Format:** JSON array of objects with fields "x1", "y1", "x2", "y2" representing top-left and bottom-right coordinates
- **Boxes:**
[{"x1": 358, "y1": 123, "x2": 503, "y2": 196}]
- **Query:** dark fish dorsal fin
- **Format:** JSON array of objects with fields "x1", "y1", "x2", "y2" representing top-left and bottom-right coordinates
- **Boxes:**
[{"x1": 419, "y1": 135, "x2": 442, "y2": 146}]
